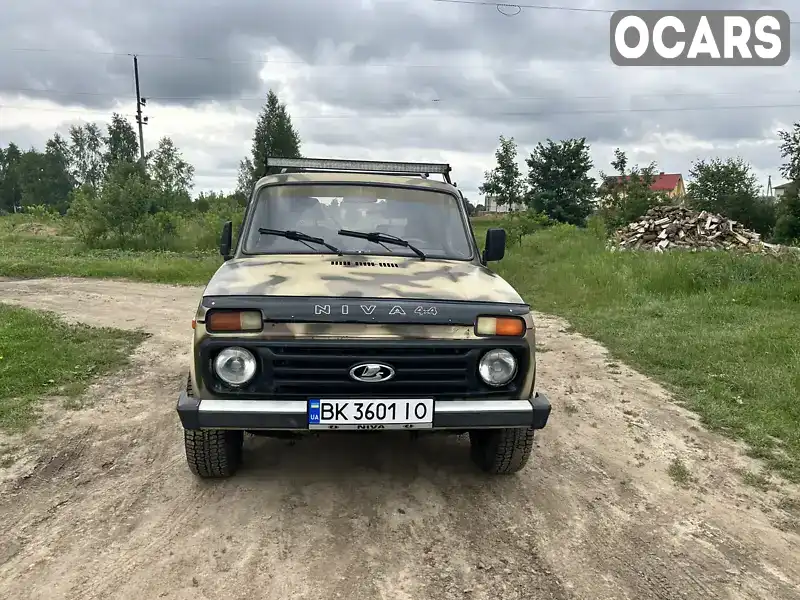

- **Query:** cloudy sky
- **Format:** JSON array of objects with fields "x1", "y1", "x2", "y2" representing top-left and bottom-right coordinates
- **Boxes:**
[{"x1": 1, "y1": 0, "x2": 799, "y2": 201}]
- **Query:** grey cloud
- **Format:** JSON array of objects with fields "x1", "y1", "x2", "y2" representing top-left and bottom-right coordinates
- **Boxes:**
[
  {"x1": 0, "y1": 0, "x2": 474, "y2": 108},
  {"x1": 0, "y1": 124, "x2": 53, "y2": 152}
]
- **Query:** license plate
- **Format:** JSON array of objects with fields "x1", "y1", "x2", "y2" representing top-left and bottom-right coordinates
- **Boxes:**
[{"x1": 307, "y1": 399, "x2": 434, "y2": 430}]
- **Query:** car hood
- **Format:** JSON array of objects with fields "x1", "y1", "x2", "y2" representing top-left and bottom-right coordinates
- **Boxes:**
[{"x1": 202, "y1": 254, "x2": 525, "y2": 304}]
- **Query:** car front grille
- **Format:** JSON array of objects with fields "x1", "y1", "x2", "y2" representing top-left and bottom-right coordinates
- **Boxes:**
[{"x1": 200, "y1": 340, "x2": 529, "y2": 399}]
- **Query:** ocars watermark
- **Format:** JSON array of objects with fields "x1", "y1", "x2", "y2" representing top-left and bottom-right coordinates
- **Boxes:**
[{"x1": 610, "y1": 10, "x2": 790, "y2": 66}]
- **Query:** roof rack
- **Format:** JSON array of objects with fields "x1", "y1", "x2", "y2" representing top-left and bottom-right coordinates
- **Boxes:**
[{"x1": 265, "y1": 157, "x2": 452, "y2": 184}]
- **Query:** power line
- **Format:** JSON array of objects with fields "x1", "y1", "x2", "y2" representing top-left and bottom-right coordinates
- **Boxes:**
[
  {"x1": 0, "y1": 45, "x2": 630, "y2": 72},
  {"x1": 432, "y1": 0, "x2": 613, "y2": 14},
  {"x1": 0, "y1": 45, "x2": 635, "y2": 70},
  {"x1": 3, "y1": 86, "x2": 800, "y2": 104},
  {"x1": 431, "y1": 0, "x2": 800, "y2": 23},
  {"x1": 2, "y1": 101, "x2": 800, "y2": 120},
  {"x1": 5, "y1": 42, "x2": 797, "y2": 72},
  {"x1": 1, "y1": 4, "x2": 797, "y2": 70},
  {"x1": 0, "y1": 104, "x2": 136, "y2": 117}
]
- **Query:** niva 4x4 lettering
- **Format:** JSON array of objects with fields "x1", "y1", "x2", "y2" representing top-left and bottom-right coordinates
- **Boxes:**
[{"x1": 176, "y1": 157, "x2": 552, "y2": 477}]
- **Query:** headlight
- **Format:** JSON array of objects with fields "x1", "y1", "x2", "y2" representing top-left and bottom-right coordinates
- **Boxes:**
[
  {"x1": 214, "y1": 347, "x2": 257, "y2": 386},
  {"x1": 478, "y1": 349, "x2": 517, "y2": 387}
]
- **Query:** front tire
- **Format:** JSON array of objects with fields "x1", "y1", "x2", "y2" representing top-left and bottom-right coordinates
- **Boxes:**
[
  {"x1": 184, "y1": 429, "x2": 244, "y2": 478},
  {"x1": 469, "y1": 427, "x2": 534, "y2": 474}
]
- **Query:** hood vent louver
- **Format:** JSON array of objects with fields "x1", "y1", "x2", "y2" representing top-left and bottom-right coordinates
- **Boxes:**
[{"x1": 330, "y1": 260, "x2": 401, "y2": 268}]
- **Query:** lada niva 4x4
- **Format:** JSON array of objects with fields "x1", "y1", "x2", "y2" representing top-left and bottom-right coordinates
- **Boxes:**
[{"x1": 176, "y1": 157, "x2": 551, "y2": 478}]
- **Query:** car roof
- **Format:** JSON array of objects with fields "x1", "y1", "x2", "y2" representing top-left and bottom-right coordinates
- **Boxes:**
[{"x1": 252, "y1": 171, "x2": 460, "y2": 194}]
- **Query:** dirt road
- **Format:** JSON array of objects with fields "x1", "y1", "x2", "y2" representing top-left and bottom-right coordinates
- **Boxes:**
[{"x1": 0, "y1": 277, "x2": 798, "y2": 600}]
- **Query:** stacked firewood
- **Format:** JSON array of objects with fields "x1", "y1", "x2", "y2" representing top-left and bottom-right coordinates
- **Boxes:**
[{"x1": 610, "y1": 206, "x2": 782, "y2": 254}]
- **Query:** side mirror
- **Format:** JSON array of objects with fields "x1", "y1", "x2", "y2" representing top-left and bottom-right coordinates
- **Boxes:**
[
  {"x1": 482, "y1": 228, "x2": 506, "y2": 263},
  {"x1": 220, "y1": 220, "x2": 233, "y2": 260}
]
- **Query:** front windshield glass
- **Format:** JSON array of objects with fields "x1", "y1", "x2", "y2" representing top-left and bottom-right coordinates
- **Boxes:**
[{"x1": 242, "y1": 183, "x2": 473, "y2": 260}]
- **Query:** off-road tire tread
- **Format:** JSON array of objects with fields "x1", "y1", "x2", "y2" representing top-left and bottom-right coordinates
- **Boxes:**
[
  {"x1": 470, "y1": 427, "x2": 535, "y2": 474},
  {"x1": 184, "y1": 429, "x2": 243, "y2": 478}
]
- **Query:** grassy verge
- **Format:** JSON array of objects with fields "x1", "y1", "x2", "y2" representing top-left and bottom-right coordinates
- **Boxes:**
[
  {"x1": 0, "y1": 234, "x2": 219, "y2": 285},
  {"x1": 489, "y1": 223, "x2": 800, "y2": 483},
  {"x1": 0, "y1": 304, "x2": 149, "y2": 430}
]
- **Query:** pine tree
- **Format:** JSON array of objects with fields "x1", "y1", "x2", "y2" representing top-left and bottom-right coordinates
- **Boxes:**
[{"x1": 236, "y1": 90, "x2": 302, "y2": 198}]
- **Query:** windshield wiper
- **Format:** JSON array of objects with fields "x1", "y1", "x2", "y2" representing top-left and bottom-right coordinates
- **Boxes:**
[
  {"x1": 258, "y1": 228, "x2": 343, "y2": 255},
  {"x1": 337, "y1": 229, "x2": 426, "y2": 260}
]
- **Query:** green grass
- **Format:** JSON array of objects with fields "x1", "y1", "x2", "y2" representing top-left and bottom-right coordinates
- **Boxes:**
[
  {"x1": 486, "y1": 222, "x2": 800, "y2": 483},
  {"x1": 3, "y1": 214, "x2": 800, "y2": 482},
  {"x1": 0, "y1": 303, "x2": 149, "y2": 430},
  {"x1": 0, "y1": 233, "x2": 220, "y2": 285}
]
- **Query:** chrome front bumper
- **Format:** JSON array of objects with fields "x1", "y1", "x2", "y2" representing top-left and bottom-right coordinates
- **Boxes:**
[{"x1": 177, "y1": 392, "x2": 551, "y2": 431}]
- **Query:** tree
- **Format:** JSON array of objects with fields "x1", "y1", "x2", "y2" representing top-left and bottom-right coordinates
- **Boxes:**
[
  {"x1": 235, "y1": 156, "x2": 255, "y2": 203},
  {"x1": 15, "y1": 148, "x2": 72, "y2": 213},
  {"x1": 777, "y1": 123, "x2": 800, "y2": 183},
  {"x1": 104, "y1": 113, "x2": 139, "y2": 168},
  {"x1": 478, "y1": 136, "x2": 525, "y2": 211},
  {"x1": 68, "y1": 162, "x2": 156, "y2": 248},
  {"x1": 147, "y1": 136, "x2": 195, "y2": 212},
  {"x1": 69, "y1": 123, "x2": 105, "y2": 191},
  {"x1": 236, "y1": 89, "x2": 302, "y2": 197},
  {"x1": 524, "y1": 137, "x2": 596, "y2": 226},
  {"x1": 0, "y1": 143, "x2": 22, "y2": 212},
  {"x1": 597, "y1": 148, "x2": 668, "y2": 231},
  {"x1": 775, "y1": 122, "x2": 800, "y2": 245},
  {"x1": 0, "y1": 136, "x2": 74, "y2": 213},
  {"x1": 685, "y1": 157, "x2": 774, "y2": 235},
  {"x1": 45, "y1": 134, "x2": 76, "y2": 211},
  {"x1": 773, "y1": 187, "x2": 800, "y2": 244}
]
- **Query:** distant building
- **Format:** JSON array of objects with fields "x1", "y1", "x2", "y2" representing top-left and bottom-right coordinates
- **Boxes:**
[
  {"x1": 599, "y1": 172, "x2": 686, "y2": 204},
  {"x1": 773, "y1": 181, "x2": 796, "y2": 199},
  {"x1": 607, "y1": 172, "x2": 685, "y2": 197},
  {"x1": 483, "y1": 195, "x2": 525, "y2": 213}
]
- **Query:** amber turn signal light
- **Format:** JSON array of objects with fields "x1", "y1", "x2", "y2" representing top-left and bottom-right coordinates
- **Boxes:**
[
  {"x1": 475, "y1": 316, "x2": 525, "y2": 337},
  {"x1": 206, "y1": 310, "x2": 263, "y2": 332}
]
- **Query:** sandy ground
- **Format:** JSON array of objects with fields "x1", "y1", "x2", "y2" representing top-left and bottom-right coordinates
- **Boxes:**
[{"x1": 0, "y1": 277, "x2": 798, "y2": 600}]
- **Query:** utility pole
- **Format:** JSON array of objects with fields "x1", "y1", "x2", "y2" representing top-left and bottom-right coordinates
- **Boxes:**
[{"x1": 133, "y1": 54, "x2": 148, "y2": 167}]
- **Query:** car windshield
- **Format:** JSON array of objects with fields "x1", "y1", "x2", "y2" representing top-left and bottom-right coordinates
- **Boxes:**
[{"x1": 242, "y1": 183, "x2": 473, "y2": 260}]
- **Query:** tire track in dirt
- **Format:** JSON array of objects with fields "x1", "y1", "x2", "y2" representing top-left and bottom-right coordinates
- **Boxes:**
[{"x1": 0, "y1": 277, "x2": 798, "y2": 600}]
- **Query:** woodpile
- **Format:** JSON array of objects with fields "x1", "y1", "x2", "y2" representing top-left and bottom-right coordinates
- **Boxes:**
[{"x1": 610, "y1": 206, "x2": 786, "y2": 254}]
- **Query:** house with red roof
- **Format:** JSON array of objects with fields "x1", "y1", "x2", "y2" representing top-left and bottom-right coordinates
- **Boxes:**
[
  {"x1": 601, "y1": 172, "x2": 686, "y2": 201},
  {"x1": 649, "y1": 172, "x2": 685, "y2": 198}
]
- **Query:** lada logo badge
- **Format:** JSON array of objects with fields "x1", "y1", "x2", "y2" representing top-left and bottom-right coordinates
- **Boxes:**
[{"x1": 349, "y1": 363, "x2": 396, "y2": 382}]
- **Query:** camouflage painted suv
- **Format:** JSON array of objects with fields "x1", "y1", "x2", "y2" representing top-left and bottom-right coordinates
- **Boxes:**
[{"x1": 176, "y1": 157, "x2": 551, "y2": 478}]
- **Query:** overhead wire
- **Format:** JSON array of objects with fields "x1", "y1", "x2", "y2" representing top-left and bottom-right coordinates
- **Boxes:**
[
  {"x1": 0, "y1": 0, "x2": 796, "y2": 68},
  {"x1": 0, "y1": 5, "x2": 796, "y2": 136},
  {"x1": 430, "y1": 0, "x2": 800, "y2": 23},
  {"x1": 432, "y1": 0, "x2": 614, "y2": 14},
  {"x1": 2, "y1": 101, "x2": 800, "y2": 120},
  {"x1": 0, "y1": 104, "x2": 137, "y2": 117},
  {"x1": 2, "y1": 86, "x2": 800, "y2": 103},
  {"x1": 0, "y1": 3, "x2": 794, "y2": 186},
  {"x1": 0, "y1": 46, "x2": 710, "y2": 71}
]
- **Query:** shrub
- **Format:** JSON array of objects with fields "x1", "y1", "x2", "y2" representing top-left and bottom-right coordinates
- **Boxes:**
[{"x1": 500, "y1": 210, "x2": 553, "y2": 246}]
